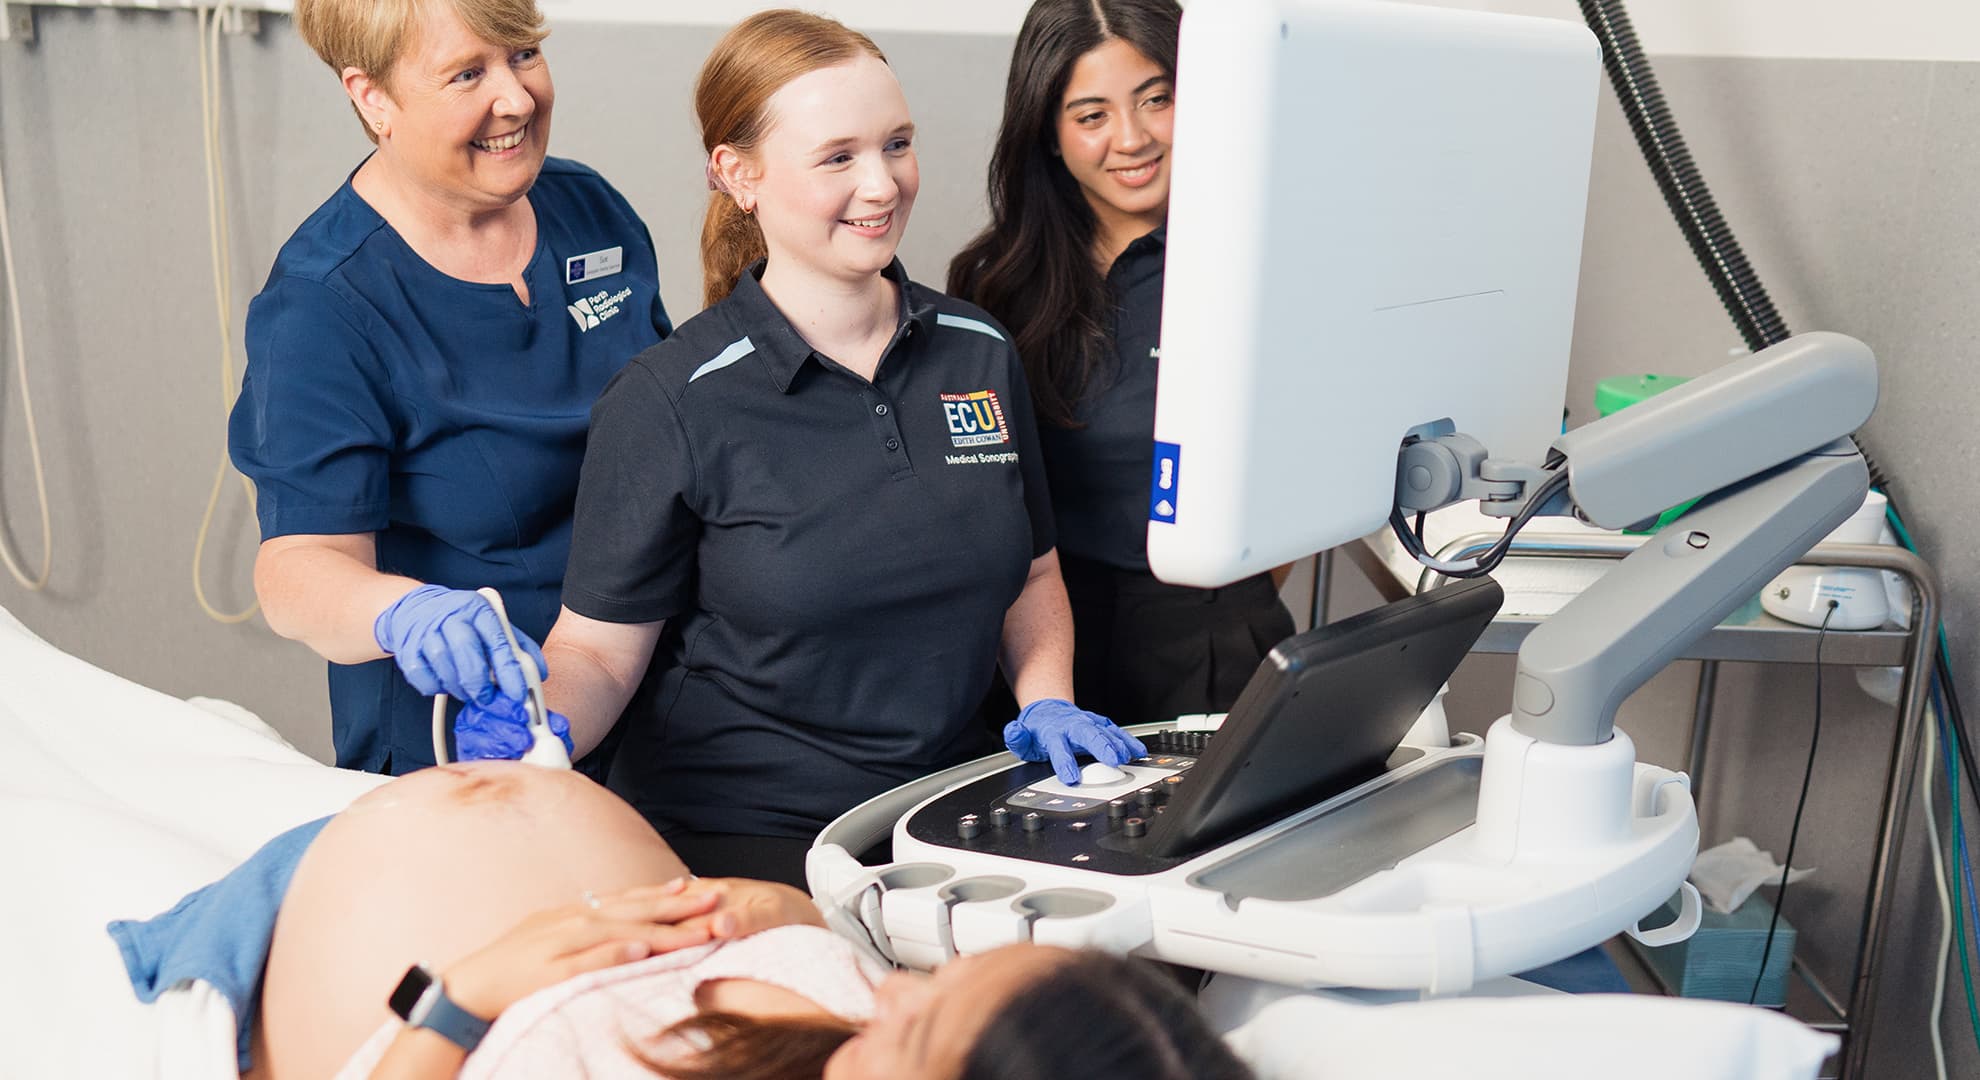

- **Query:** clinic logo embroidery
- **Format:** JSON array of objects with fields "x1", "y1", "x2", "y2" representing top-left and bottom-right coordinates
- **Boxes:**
[
  {"x1": 566, "y1": 286, "x2": 633, "y2": 333},
  {"x1": 940, "y1": 390, "x2": 1011, "y2": 447}
]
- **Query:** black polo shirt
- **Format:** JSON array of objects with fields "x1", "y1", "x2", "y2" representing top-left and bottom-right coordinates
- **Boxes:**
[
  {"x1": 1038, "y1": 226, "x2": 1165, "y2": 571},
  {"x1": 564, "y1": 259, "x2": 1055, "y2": 838}
]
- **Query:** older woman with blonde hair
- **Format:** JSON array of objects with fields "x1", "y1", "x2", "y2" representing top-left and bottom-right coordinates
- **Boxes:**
[{"x1": 228, "y1": 0, "x2": 672, "y2": 776}]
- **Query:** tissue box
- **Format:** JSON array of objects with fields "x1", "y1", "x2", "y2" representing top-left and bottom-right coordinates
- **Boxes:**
[{"x1": 1640, "y1": 894, "x2": 1797, "y2": 1007}]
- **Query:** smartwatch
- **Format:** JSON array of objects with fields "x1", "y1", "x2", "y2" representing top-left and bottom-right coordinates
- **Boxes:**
[{"x1": 388, "y1": 964, "x2": 493, "y2": 1053}]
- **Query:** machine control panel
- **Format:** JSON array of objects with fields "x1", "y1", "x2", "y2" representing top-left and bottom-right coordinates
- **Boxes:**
[{"x1": 903, "y1": 730, "x2": 1216, "y2": 876}]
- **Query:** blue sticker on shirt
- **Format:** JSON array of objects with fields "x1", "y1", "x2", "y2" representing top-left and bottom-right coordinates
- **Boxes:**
[{"x1": 1150, "y1": 441, "x2": 1181, "y2": 522}]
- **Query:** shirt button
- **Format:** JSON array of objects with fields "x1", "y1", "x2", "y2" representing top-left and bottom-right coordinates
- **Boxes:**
[
  {"x1": 874, "y1": 403, "x2": 889, "y2": 416},
  {"x1": 885, "y1": 438, "x2": 900, "y2": 451}
]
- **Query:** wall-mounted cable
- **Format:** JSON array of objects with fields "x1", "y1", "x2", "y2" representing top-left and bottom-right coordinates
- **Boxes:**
[
  {"x1": 191, "y1": 2, "x2": 259, "y2": 624},
  {"x1": 1923, "y1": 713, "x2": 1954, "y2": 1080},
  {"x1": 0, "y1": 143, "x2": 52, "y2": 592},
  {"x1": 1932, "y1": 678, "x2": 1980, "y2": 1049}
]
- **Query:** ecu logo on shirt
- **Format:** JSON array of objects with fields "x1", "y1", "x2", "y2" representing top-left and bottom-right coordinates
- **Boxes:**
[{"x1": 940, "y1": 390, "x2": 1010, "y2": 447}]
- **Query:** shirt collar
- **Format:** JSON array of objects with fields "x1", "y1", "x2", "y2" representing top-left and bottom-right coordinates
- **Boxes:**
[
  {"x1": 1120, "y1": 223, "x2": 1166, "y2": 260},
  {"x1": 1109, "y1": 223, "x2": 1167, "y2": 280},
  {"x1": 727, "y1": 259, "x2": 935, "y2": 393}
]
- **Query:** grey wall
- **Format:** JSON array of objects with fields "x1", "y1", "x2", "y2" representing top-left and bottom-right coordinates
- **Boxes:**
[{"x1": 1, "y1": 8, "x2": 1976, "y2": 1077}]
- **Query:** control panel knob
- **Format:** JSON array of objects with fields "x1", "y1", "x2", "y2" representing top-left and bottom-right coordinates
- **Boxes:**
[
  {"x1": 1107, "y1": 799, "x2": 1129, "y2": 819},
  {"x1": 1022, "y1": 811, "x2": 1045, "y2": 833},
  {"x1": 1123, "y1": 816, "x2": 1147, "y2": 838},
  {"x1": 990, "y1": 806, "x2": 1012, "y2": 829},
  {"x1": 957, "y1": 817, "x2": 981, "y2": 840},
  {"x1": 1137, "y1": 788, "x2": 1161, "y2": 809}
]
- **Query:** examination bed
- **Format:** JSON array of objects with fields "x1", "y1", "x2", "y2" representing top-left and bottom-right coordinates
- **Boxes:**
[{"x1": 0, "y1": 604, "x2": 1834, "y2": 1079}]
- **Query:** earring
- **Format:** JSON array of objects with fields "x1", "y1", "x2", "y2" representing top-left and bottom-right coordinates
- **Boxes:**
[{"x1": 374, "y1": 120, "x2": 385, "y2": 132}]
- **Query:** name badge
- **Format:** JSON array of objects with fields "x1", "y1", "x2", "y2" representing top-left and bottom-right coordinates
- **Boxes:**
[{"x1": 565, "y1": 245, "x2": 624, "y2": 285}]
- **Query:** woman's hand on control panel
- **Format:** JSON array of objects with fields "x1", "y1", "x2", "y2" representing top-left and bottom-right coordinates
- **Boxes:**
[{"x1": 1003, "y1": 699, "x2": 1148, "y2": 785}]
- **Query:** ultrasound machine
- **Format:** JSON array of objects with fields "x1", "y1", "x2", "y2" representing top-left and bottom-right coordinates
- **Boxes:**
[{"x1": 809, "y1": 0, "x2": 1878, "y2": 1000}]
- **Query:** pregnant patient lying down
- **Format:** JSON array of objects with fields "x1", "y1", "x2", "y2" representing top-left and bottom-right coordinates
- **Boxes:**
[{"x1": 111, "y1": 762, "x2": 1250, "y2": 1080}]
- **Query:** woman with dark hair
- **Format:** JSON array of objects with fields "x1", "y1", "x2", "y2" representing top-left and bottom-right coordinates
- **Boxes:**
[
  {"x1": 115, "y1": 761, "x2": 1251, "y2": 1078},
  {"x1": 950, "y1": 0, "x2": 1295, "y2": 728}
]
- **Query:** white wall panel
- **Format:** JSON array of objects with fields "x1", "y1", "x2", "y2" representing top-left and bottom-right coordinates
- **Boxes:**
[
  {"x1": 541, "y1": 0, "x2": 1036, "y2": 35},
  {"x1": 17, "y1": 0, "x2": 1980, "y2": 57},
  {"x1": 1397, "y1": 0, "x2": 1980, "y2": 62}
]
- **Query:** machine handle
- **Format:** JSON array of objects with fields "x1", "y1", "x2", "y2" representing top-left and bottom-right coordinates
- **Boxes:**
[{"x1": 1626, "y1": 881, "x2": 1702, "y2": 948}]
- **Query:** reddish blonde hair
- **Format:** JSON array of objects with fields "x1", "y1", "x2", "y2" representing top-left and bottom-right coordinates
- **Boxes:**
[{"x1": 694, "y1": 10, "x2": 888, "y2": 308}]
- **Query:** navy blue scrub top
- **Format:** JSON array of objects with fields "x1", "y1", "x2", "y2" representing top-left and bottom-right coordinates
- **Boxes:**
[
  {"x1": 229, "y1": 157, "x2": 670, "y2": 772},
  {"x1": 1039, "y1": 226, "x2": 1165, "y2": 571},
  {"x1": 562, "y1": 260, "x2": 1055, "y2": 839}
]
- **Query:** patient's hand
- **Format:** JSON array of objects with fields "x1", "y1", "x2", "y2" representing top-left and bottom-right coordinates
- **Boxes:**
[
  {"x1": 664, "y1": 876, "x2": 828, "y2": 942},
  {"x1": 442, "y1": 883, "x2": 722, "y2": 1020}
]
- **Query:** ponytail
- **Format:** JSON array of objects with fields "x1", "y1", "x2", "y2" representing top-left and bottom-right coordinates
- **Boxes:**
[{"x1": 701, "y1": 194, "x2": 767, "y2": 308}]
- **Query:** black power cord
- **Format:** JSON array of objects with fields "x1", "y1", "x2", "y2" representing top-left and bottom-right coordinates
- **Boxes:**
[
  {"x1": 1389, "y1": 468, "x2": 1572, "y2": 580},
  {"x1": 1749, "y1": 600, "x2": 1837, "y2": 1005},
  {"x1": 1935, "y1": 647, "x2": 1980, "y2": 808}
]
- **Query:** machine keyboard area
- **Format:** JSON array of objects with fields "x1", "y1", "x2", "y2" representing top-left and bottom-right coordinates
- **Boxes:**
[{"x1": 903, "y1": 729, "x2": 1215, "y2": 876}]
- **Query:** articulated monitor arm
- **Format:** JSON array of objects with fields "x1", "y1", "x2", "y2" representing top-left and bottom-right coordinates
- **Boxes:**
[
  {"x1": 1396, "y1": 332, "x2": 1878, "y2": 746},
  {"x1": 1513, "y1": 440, "x2": 1866, "y2": 745}
]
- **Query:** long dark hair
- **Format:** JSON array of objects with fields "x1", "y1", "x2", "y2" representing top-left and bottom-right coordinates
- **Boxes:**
[
  {"x1": 648, "y1": 950, "x2": 1253, "y2": 1080},
  {"x1": 948, "y1": 0, "x2": 1183, "y2": 428}
]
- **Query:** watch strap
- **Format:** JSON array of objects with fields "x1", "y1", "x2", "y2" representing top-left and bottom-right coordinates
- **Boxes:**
[
  {"x1": 416, "y1": 982, "x2": 493, "y2": 1053},
  {"x1": 391, "y1": 964, "x2": 492, "y2": 1053}
]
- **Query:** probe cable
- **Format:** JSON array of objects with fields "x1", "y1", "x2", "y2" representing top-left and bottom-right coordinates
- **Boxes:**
[
  {"x1": 1749, "y1": 601, "x2": 1835, "y2": 1006},
  {"x1": 191, "y1": 3, "x2": 259, "y2": 624},
  {"x1": 0, "y1": 136, "x2": 52, "y2": 591}
]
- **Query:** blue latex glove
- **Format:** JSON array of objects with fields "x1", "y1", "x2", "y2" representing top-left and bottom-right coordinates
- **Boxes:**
[
  {"x1": 373, "y1": 584, "x2": 548, "y2": 705},
  {"x1": 454, "y1": 695, "x2": 574, "y2": 762},
  {"x1": 1003, "y1": 699, "x2": 1148, "y2": 785}
]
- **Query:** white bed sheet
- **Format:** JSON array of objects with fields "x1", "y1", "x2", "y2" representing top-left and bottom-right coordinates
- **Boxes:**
[
  {"x1": 0, "y1": 605, "x2": 384, "y2": 1080},
  {"x1": 1205, "y1": 974, "x2": 1837, "y2": 1079}
]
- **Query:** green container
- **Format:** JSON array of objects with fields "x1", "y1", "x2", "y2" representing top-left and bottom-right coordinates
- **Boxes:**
[
  {"x1": 1595, "y1": 374, "x2": 1696, "y2": 532},
  {"x1": 1595, "y1": 373, "x2": 1691, "y2": 417},
  {"x1": 1640, "y1": 893, "x2": 1796, "y2": 1007}
]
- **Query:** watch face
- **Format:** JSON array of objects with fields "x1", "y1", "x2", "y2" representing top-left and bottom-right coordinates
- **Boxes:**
[{"x1": 390, "y1": 965, "x2": 436, "y2": 1021}]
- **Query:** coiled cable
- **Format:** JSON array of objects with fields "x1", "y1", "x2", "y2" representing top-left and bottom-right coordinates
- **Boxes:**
[
  {"x1": 192, "y1": 3, "x2": 259, "y2": 624},
  {"x1": 0, "y1": 137, "x2": 52, "y2": 592}
]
